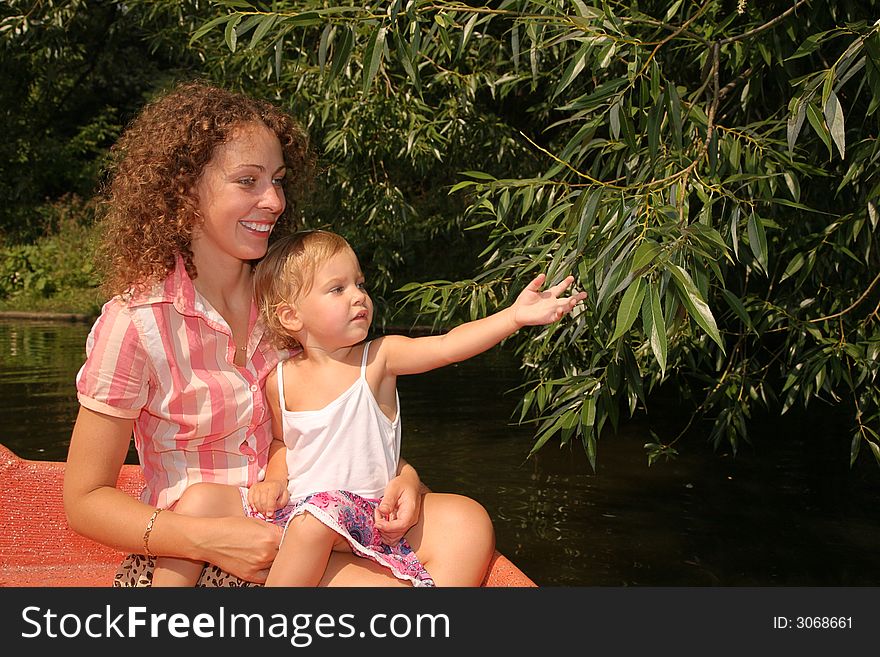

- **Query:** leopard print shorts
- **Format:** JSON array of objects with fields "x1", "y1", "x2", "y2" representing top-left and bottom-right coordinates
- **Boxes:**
[{"x1": 113, "y1": 553, "x2": 259, "y2": 587}]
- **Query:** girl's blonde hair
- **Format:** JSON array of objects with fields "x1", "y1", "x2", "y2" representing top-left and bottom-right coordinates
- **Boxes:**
[
  {"x1": 96, "y1": 80, "x2": 312, "y2": 297},
  {"x1": 254, "y1": 230, "x2": 355, "y2": 350}
]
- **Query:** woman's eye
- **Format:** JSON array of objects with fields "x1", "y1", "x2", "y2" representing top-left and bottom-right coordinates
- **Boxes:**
[
  {"x1": 237, "y1": 177, "x2": 256, "y2": 186},
  {"x1": 272, "y1": 176, "x2": 286, "y2": 186}
]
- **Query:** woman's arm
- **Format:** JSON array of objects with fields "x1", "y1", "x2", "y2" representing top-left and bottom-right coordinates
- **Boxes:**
[{"x1": 63, "y1": 406, "x2": 282, "y2": 582}]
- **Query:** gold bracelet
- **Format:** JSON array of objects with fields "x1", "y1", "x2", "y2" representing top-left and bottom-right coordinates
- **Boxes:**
[{"x1": 142, "y1": 507, "x2": 163, "y2": 558}]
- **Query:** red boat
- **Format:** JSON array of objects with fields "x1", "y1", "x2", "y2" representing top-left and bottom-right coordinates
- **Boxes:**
[{"x1": 0, "y1": 443, "x2": 535, "y2": 587}]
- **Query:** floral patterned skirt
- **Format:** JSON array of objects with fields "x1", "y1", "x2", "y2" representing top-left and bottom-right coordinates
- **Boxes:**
[{"x1": 248, "y1": 489, "x2": 435, "y2": 588}]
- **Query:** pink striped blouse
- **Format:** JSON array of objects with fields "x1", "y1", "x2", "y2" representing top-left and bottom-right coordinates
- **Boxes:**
[{"x1": 76, "y1": 256, "x2": 285, "y2": 508}]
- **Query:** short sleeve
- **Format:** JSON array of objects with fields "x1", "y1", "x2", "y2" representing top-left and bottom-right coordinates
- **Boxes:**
[{"x1": 75, "y1": 298, "x2": 150, "y2": 419}]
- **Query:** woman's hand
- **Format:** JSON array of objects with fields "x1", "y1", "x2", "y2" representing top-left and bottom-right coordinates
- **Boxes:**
[
  {"x1": 375, "y1": 461, "x2": 423, "y2": 545},
  {"x1": 199, "y1": 515, "x2": 283, "y2": 583}
]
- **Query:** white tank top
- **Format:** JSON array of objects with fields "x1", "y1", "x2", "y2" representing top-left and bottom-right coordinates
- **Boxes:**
[{"x1": 279, "y1": 341, "x2": 401, "y2": 500}]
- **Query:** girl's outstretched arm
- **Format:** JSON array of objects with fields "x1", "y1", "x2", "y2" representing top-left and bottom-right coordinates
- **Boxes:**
[{"x1": 382, "y1": 273, "x2": 586, "y2": 376}]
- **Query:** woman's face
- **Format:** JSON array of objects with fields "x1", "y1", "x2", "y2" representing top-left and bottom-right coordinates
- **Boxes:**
[{"x1": 191, "y1": 123, "x2": 286, "y2": 265}]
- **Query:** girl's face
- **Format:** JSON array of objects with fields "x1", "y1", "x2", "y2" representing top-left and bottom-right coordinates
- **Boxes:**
[
  {"x1": 191, "y1": 123, "x2": 286, "y2": 265},
  {"x1": 293, "y1": 249, "x2": 373, "y2": 351}
]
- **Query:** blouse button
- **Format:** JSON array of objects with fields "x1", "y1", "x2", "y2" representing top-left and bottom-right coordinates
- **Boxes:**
[{"x1": 250, "y1": 384, "x2": 258, "y2": 392}]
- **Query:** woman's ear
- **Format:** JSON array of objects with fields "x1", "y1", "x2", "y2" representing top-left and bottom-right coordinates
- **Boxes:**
[{"x1": 276, "y1": 303, "x2": 303, "y2": 333}]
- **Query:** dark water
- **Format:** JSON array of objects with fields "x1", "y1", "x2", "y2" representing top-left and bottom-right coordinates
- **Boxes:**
[{"x1": 2, "y1": 318, "x2": 879, "y2": 586}]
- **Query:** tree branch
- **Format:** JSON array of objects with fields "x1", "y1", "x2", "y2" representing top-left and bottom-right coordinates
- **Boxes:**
[
  {"x1": 809, "y1": 270, "x2": 880, "y2": 323},
  {"x1": 719, "y1": 0, "x2": 810, "y2": 46}
]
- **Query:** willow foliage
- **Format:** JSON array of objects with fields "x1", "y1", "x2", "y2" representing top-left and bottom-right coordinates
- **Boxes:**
[{"x1": 187, "y1": 0, "x2": 879, "y2": 469}]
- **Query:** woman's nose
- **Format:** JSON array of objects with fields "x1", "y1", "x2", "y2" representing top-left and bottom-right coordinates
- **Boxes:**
[{"x1": 260, "y1": 184, "x2": 285, "y2": 213}]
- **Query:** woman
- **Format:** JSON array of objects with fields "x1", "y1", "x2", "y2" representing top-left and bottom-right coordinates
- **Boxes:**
[{"x1": 63, "y1": 80, "x2": 495, "y2": 586}]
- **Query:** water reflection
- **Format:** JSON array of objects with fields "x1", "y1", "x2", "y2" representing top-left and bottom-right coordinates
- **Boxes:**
[
  {"x1": 0, "y1": 320, "x2": 89, "y2": 460},
  {"x1": 2, "y1": 318, "x2": 879, "y2": 586}
]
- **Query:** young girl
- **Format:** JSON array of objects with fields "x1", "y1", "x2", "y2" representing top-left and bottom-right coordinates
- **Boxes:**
[
  {"x1": 64, "y1": 80, "x2": 495, "y2": 588},
  {"x1": 151, "y1": 229, "x2": 585, "y2": 587}
]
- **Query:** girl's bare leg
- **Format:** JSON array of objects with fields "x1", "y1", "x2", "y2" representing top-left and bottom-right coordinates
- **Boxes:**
[
  {"x1": 152, "y1": 483, "x2": 246, "y2": 587},
  {"x1": 406, "y1": 493, "x2": 495, "y2": 587},
  {"x1": 319, "y1": 553, "x2": 411, "y2": 587},
  {"x1": 265, "y1": 512, "x2": 350, "y2": 587}
]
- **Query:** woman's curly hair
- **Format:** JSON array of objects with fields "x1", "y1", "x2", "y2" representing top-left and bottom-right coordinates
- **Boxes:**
[{"x1": 96, "y1": 80, "x2": 313, "y2": 297}]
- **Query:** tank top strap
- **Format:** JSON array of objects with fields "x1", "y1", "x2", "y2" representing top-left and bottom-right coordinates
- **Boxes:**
[
  {"x1": 276, "y1": 360, "x2": 287, "y2": 411},
  {"x1": 360, "y1": 340, "x2": 372, "y2": 379}
]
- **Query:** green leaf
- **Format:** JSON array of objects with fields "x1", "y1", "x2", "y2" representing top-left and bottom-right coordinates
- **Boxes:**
[
  {"x1": 274, "y1": 37, "x2": 283, "y2": 84},
  {"x1": 806, "y1": 102, "x2": 833, "y2": 158},
  {"x1": 234, "y1": 13, "x2": 262, "y2": 40},
  {"x1": 529, "y1": 415, "x2": 565, "y2": 455},
  {"x1": 780, "y1": 252, "x2": 805, "y2": 282},
  {"x1": 783, "y1": 172, "x2": 800, "y2": 202},
  {"x1": 787, "y1": 32, "x2": 825, "y2": 61},
  {"x1": 746, "y1": 213, "x2": 768, "y2": 273},
  {"x1": 824, "y1": 90, "x2": 846, "y2": 159},
  {"x1": 582, "y1": 431, "x2": 597, "y2": 471},
  {"x1": 667, "y1": 84, "x2": 682, "y2": 149},
  {"x1": 285, "y1": 11, "x2": 322, "y2": 27},
  {"x1": 577, "y1": 191, "x2": 601, "y2": 250},
  {"x1": 647, "y1": 99, "x2": 662, "y2": 161},
  {"x1": 598, "y1": 41, "x2": 615, "y2": 69},
  {"x1": 787, "y1": 96, "x2": 807, "y2": 152},
  {"x1": 363, "y1": 27, "x2": 387, "y2": 94},
  {"x1": 609, "y1": 101, "x2": 621, "y2": 140},
  {"x1": 448, "y1": 180, "x2": 477, "y2": 194},
  {"x1": 665, "y1": 0, "x2": 683, "y2": 22},
  {"x1": 327, "y1": 25, "x2": 354, "y2": 85},
  {"x1": 642, "y1": 281, "x2": 667, "y2": 374},
  {"x1": 868, "y1": 436, "x2": 880, "y2": 468},
  {"x1": 248, "y1": 14, "x2": 277, "y2": 50},
  {"x1": 608, "y1": 277, "x2": 645, "y2": 345},
  {"x1": 224, "y1": 14, "x2": 242, "y2": 52},
  {"x1": 392, "y1": 30, "x2": 419, "y2": 87},
  {"x1": 668, "y1": 264, "x2": 725, "y2": 352},
  {"x1": 631, "y1": 240, "x2": 661, "y2": 274},
  {"x1": 580, "y1": 396, "x2": 597, "y2": 428},
  {"x1": 720, "y1": 288, "x2": 754, "y2": 333},
  {"x1": 620, "y1": 102, "x2": 637, "y2": 151},
  {"x1": 190, "y1": 14, "x2": 236, "y2": 45},
  {"x1": 511, "y1": 24, "x2": 521, "y2": 70},
  {"x1": 729, "y1": 205, "x2": 741, "y2": 262},
  {"x1": 728, "y1": 136, "x2": 741, "y2": 171},
  {"x1": 460, "y1": 170, "x2": 497, "y2": 181},
  {"x1": 554, "y1": 44, "x2": 589, "y2": 99},
  {"x1": 318, "y1": 23, "x2": 332, "y2": 72}
]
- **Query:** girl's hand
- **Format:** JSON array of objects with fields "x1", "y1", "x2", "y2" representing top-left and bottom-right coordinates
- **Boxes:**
[
  {"x1": 247, "y1": 479, "x2": 289, "y2": 518},
  {"x1": 375, "y1": 470, "x2": 422, "y2": 545},
  {"x1": 512, "y1": 273, "x2": 587, "y2": 327}
]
